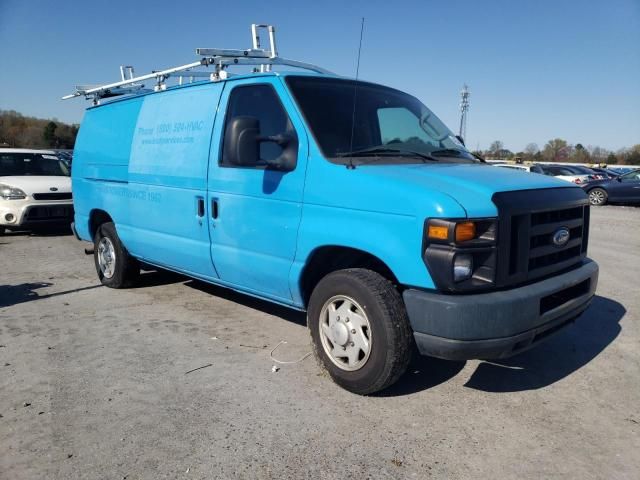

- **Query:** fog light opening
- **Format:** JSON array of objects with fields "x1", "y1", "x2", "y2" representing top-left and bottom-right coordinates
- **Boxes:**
[
  {"x1": 454, "y1": 254, "x2": 473, "y2": 282},
  {"x1": 4, "y1": 213, "x2": 16, "y2": 223}
]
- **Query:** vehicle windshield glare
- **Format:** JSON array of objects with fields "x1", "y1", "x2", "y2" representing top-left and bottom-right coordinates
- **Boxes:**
[
  {"x1": 285, "y1": 76, "x2": 478, "y2": 165},
  {"x1": 0, "y1": 152, "x2": 70, "y2": 177}
]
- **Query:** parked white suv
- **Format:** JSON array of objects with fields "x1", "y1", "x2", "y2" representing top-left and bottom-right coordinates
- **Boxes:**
[{"x1": 0, "y1": 149, "x2": 73, "y2": 233}]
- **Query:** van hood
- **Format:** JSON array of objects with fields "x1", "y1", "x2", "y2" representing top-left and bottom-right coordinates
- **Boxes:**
[
  {"x1": 0, "y1": 176, "x2": 72, "y2": 196},
  {"x1": 354, "y1": 163, "x2": 578, "y2": 217}
]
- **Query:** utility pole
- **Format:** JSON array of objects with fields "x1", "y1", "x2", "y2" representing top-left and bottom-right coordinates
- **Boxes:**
[{"x1": 459, "y1": 84, "x2": 470, "y2": 141}]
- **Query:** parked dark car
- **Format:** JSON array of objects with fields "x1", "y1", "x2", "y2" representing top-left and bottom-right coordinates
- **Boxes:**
[
  {"x1": 581, "y1": 169, "x2": 640, "y2": 205},
  {"x1": 538, "y1": 164, "x2": 594, "y2": 184},
  {"x1": 589, "y1": 167, "x2": 619, "y2": 179},
  {"x1": 563, "y1": 165, "x2": 602, "y2": 179}
]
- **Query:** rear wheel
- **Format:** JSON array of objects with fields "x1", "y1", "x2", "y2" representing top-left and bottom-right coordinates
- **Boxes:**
[
  {"x1": 93, "y1": 222, "x2": 139, "y2": 288},
  {"x1": 588, "y1": 188, "x2": 607, "y2": 206},
  {"x1": 308, "y1": 268, "x2": 413, "y2": 395}
]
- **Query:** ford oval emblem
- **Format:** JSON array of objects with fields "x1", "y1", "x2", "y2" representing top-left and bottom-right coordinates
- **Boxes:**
[
  {"x1": 49, "y1": 187, "x2": 58, "y2": 191},
  {"x1": 552, "y1": 227, "x2": 570, "y2": 247}
]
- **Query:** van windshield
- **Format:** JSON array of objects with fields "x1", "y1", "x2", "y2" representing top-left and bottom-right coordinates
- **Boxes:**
[
  {"x1": 0, "y1": 152, "x2": 70, "y2": 177},
  {"x1": 285, "y1": 76, "x2": 478, "y2": 165}
]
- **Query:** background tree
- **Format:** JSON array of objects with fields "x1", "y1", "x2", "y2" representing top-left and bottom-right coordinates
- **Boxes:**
[
  {"x1": 43, "y1": 121, "x2": 58, "y2": 147},
  {"x1": 572, "y1": 143, "x2": 591, "y2": 163},
  {"x1": 524, "y1": 142, "x2": 539, "y2": 161},
  {"x1": 616, "y1": 145, "x2": 640, "y2": 165},
  {"x1": 488, "y1": 140, "x2": 504, "y2": 158},
  {"x1": 0, "y1": 110, "x2": 78, "y2": 149},
  {"x1": 588, "y1": 145, "x2": 609, "y2": 164},
  {"x1": 542, "y1": 138, "x2": 568, "y2": 162}
]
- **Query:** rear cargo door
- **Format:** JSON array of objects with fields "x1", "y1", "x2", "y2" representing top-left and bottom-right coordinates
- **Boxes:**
[{"x1": 207, "y1": 77, "x2": 308, "y2": 302}]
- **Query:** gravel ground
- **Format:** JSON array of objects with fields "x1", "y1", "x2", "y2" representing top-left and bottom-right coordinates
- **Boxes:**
[{"x1": 1, "y1": 205, "x2": 639, "y2": 480}]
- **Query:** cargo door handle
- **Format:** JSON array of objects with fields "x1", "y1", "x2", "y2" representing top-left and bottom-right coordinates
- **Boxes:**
[
  {"x1": 211, "y1": 199, "x2": 219, "y2": 219},
  {"x1": 196, "y1": 197, "x2": 205, "y2": 217}
]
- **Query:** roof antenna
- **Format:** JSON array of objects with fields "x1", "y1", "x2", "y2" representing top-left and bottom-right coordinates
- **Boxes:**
[{"x1": 347, "y1": 17, "x2": 365, "y2": 170}]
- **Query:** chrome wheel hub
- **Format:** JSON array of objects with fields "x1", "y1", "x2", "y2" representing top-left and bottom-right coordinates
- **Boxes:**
[
  {"x1": 589, "y1": 190, "x2": 604, "y2": 205},
  {"x1": 97, "y1": 237, "x2": 116, "y2": 279},
  {"x1": 318, "y1": 295, "x2": 372, "y2": 371}
]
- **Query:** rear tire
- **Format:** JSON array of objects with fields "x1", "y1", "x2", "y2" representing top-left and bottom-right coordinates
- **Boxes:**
[
  {"x1": 588, "y1": 188, "x2": 607, "y2": 206},
  {"x1": 308, "y1": 268, "x2": 413, "y2": 395},
  {"x1": 93, "y1": 222, "x2": 140, "y2": 288}
]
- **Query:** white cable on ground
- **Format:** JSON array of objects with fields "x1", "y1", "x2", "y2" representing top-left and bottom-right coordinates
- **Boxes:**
[{"x1": 269, "y1": 341, "x2": 312, "y2": 365}]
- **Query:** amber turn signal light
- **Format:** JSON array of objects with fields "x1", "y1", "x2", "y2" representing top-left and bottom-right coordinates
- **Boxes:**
[
  {"x1": 455, "y1": 221, "x2": 476, "y2": 242},
  {"x1": 427, "y1": 224, "x2": 449, "y2": 240}
]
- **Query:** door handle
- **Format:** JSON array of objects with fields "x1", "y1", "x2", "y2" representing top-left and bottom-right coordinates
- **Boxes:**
[
  {"x1": 211, "y1": 199, "x2": 219, "y2": 219},
  {"x1": 197, "y1": 197, "x2": 205, "y2": 217}
]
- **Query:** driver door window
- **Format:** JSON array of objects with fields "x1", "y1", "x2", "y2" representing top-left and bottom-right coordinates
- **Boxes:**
[
  {"x1": 620, "y1": 171, "x2": 640, "y2": 182},
  {"x1": 221, "y1": 84, "x2": 296, "y2": 168}
]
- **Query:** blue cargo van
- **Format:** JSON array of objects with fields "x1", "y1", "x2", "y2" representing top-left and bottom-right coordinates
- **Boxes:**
[{"x1": 68, "y1": 27, "x2": 598, "y2": 393}]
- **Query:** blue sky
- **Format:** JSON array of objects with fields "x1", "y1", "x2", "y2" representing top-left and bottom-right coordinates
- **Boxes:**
[{"x1": 1, "y1": 0, "x2": 638, "y2": 152}]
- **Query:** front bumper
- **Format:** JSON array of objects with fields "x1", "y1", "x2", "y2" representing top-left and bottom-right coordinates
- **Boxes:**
[
  {"x1": 0, "y1": 199, "x2": 74, "y2": 228},
  {"x1": 403, "y1": 259, "x2": 598, "y2": 360}
]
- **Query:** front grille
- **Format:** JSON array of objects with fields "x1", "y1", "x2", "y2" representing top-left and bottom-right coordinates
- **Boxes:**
[
  {"x1": 25, "y1": 205, "x2": 74, "y2": 221},
  {"x1": 493, "y1": 188, "x2": 590, "y2": 288},
  {"x1": 33, "y1": 192, "x2": 72, "y2": 200}
]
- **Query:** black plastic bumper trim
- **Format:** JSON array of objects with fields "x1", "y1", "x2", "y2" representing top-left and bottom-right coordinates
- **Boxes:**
[
  {"x1": 413, "y1": 299, "x2": 590, "y2": 360},
  {"x1": 403, "y1": 259, "x2": 598, "y2": 359}
]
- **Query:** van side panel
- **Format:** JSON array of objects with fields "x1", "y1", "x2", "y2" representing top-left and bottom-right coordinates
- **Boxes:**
[
  {"x1": 72, "y1": 98, "x2": 144, "y2": 241},
  {"x1": 120, "y1": 84, "x2": 223, "y2": 278}
]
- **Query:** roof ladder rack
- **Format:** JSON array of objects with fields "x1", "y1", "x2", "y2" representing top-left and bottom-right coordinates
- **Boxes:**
[{"x1": 63, "y1": 24, "x2": 333, "y2": 104}]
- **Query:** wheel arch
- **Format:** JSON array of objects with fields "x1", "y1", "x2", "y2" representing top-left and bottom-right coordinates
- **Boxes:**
[
  {"x1": 298, "y1": 245, "x2": 399, "y2": 308},
  {"x1": 88, "y1": 209, "x2": 114, "y2": 239}
]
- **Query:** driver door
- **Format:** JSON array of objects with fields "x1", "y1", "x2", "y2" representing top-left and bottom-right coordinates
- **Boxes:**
[{"x1": 206, "y1": 78, "x2": 308, "y2": 303}]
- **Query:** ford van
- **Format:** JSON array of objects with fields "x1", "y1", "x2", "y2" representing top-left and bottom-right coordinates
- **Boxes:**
[{"x1": 67, "y1": 26, "x2": 598, "y2": 394}]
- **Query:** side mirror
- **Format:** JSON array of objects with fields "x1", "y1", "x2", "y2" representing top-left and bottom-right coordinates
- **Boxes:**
[
  {"x1": 224, "y1": 116, "x2": 260, "y2": 166},
  {"x1": 260, "y1": 133, "x2": 298, "y2": 172},
  {"x1": 616, "y1": 177, "x2": 622, "y2": 182},
  {"x1": 224, "y1": 116, "x2": 298, "y2": 172}
]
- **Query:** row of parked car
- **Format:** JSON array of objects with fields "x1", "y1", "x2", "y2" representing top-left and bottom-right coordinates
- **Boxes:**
[
  {"x1": 493, "y1": 162, "x2": 640, "y2": 206},
  {"x1": 1, "y1": 148, "x2": 638, "y2": 237}
]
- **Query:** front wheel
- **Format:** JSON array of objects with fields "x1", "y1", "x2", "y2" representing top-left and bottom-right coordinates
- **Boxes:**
[
  {"x1": 93, "y1": 222, "x2": 140, "y2": 288},
  {"x1": 588, "y1": 188, "x2": 607, "y2": 206},
  {"x1": 308, "y1": 268, "x2": 413, "y2": 395}
]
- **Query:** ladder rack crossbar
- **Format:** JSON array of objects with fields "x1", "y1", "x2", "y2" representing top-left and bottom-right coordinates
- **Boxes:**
[
  {"x1": 195, "y1": 48, "x2": 271, "y2": 58},
  {"x1": 62, "y1": 60, "x2": 205, "y2": 99},
  {"x1": 62, "y1": 24, "x2": 333, "y2": 102}
]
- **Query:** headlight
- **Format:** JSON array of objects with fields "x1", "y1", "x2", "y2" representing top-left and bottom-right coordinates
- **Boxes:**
[
  {"x1": 423, "y1": 218, "x2": 498, "y2": 292},
  {"x1": 0, "y1": 184, "x2": 27, "y2": 200}
]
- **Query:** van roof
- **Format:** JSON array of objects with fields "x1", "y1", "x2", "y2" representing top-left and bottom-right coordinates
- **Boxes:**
[{"x1": 85, "y1": 70, "x2": 343, "y2": 111}]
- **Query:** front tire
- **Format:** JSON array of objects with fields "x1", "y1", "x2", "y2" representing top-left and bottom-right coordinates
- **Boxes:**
[
  {"x1": 588, "y1": 188, "x2": 607, "y2": 206},
  {"x1": 308, "y1": 268, "x2": 413, "y2": 395},
  {"x1": 93, "y1": 222, "x2": 140, "y2": 288}
]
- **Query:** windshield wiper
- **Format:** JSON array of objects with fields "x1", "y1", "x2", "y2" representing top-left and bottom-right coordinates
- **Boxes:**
[
  {"x1": 430, "y1": 148, "x2": 484, "y2": 163},
  {"x1": 430, "y1": 148, "x2": 466, "y2": 157},
  {"x1": 336, "y1": 146, "x2": 439, "y2": 165}
]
